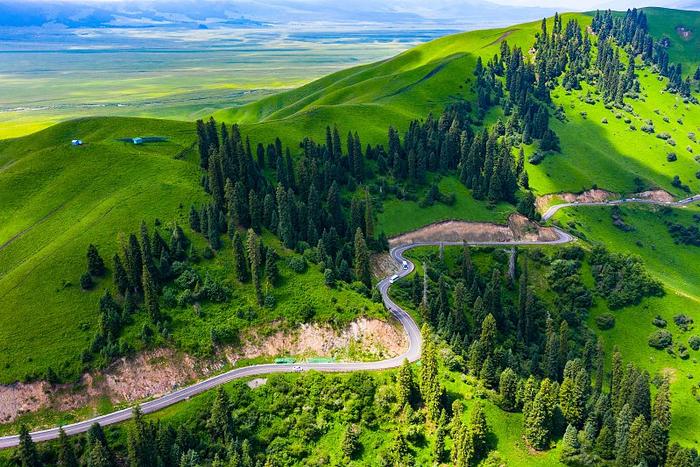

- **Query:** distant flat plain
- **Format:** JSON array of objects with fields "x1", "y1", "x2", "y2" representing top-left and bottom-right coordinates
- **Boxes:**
[{"x1": 0, "y1": 26, "x2": 460, "y2": 138}]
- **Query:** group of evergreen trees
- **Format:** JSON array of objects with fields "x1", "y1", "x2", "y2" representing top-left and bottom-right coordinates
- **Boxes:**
[
  {"x1": 592, "y1": 8, "x2": 695, "y2": 99},
  {"x1": 77, "y1": 222, "x2": 190, "y2": 373},
  {"x1": 391, "y1": 243, "x2": 686, "y2": 465}
]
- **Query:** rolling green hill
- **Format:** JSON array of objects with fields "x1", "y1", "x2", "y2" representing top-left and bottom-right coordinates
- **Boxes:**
[
  {"x1": 218, "y1": 9, "x2": 699, "y2": 198},
  {"x1": 217, "y1": 18, "x2": 553, "y2": 144},
  {"x1": 0, "y1": 117, "x2": 202, "y2": 382},
  {"x1": 640, "y1": 7, "x2": 700, "y2": 74},
  {"x1": 0, "y1": 9, "x2": 699, "y2": 460}
]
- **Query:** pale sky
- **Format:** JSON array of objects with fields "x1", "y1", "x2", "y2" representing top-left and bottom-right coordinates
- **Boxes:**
[{"x1": 23, "y1": 0, "x2": 692, "y2": 8}]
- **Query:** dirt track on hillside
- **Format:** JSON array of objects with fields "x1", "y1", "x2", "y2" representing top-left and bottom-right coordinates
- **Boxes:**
[{"x1": 388, "y1": 214, "x2": 559, "y2": 247}]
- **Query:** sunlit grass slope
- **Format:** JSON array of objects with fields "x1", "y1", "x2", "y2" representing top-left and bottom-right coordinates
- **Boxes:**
[
  {"x1": 220, "y1": 16, "x2": 567, "y2": 145},
  {"x1": 0, "y1": 117, "x2": 203, "y2": 382},
  {"x1": 554, "y1": 203, "x2": 700, "y2": 446}
]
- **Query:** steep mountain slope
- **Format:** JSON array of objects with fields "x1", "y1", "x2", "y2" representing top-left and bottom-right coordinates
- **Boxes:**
[
  {"x1": 217, "y1": 18, "x2": 555, "y2": 143},
  {"x1": 0, "y1": 118, "x2": 203, "y2": 382},
  {"x1": 220, "y1": 9, "x2": 699, "y2": 197}
]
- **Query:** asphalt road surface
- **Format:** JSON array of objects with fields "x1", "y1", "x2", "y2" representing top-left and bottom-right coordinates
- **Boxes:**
[
  {"x1": 0, "y1": 194, "x2": 687, "y2": 448},
  {"x1": 541, "y1": 194, "x2": 700, "y2": 221}
]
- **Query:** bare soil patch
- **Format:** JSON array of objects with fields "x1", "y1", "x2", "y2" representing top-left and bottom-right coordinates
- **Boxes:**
[
  {"x1": 388, "y1": 214, "x2": 559, "y2": 247},
  {"x1": 227, "y1": 318, "x2": 406, "y2": 363},
  {"x1": 372, "y1": 252, "x2": 397, "y2": 278},
  {"x1": 0, "y1": 318, "x2": 405, "y2": 424},
  {"x1": 634, "y1": 190, "x2": 674, "y2": 203},
  {"x1": 536, "y1": 188, "x2": 675, "y2": 213},
  {"x1": 536, "y1": 189, "x2": 617, "y2": 212}
]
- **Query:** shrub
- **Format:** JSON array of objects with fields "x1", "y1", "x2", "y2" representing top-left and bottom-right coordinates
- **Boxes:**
[
  {"x1": 324, "y1": 268, "x2": 335, "y2": 287},
  {"x1": 601, "y1": 118, "x2": 608, "y2": 124},
  {"x1": 528, "y1": 151, "x2": 545, "y2": 165},
  {"x1": 641, "y1": 124, "x2": 655, "y2": 133},
  {"x1": 652, "y1": 315, "x2": 667, "y2": 328},
  {"x1": 202, "y1": 246, "x2": 215, "y2": 259},
  {"x1": 596, "y1": 313, "x2": 616, "y2": 330},
  {"x1": 678, "y1": 344, "x2": 690, "y2": 360},
  {"x1": 648, "y1": 330, "x2": 673, "y2": 349},
  {"x1": 656, "y1": 132, "x2": 671, "y2": 140},
  {"x1": 198, "y1": 273, "x2": 229, "y2": 302},
  {"x1": 175, "y1": 268, "x2": 200, "y2": 290},
  {"x1": 162, "y1": 287, "x2": 178, "y2": 308},
  {"x1": 264, "y1": 294, "x2": 276, "y2": 309},
  {"x1": 689, "y1": 335, "x2": 700, "y2": 351},
  {"x1": 288, "y1": 257, "x2": 307, "y2": 274},
  {"x1": 176, "y1": 289, "x2": 194, "y2": 307},
  {"x1": 210, "y1": 323, "x2": 239, "y2": 346},
  {"x1": 80, "y1": 272, "x2": 94, "y2": 290},
  {"x1": 673, "y1": 314, "x2": 694, "y2": 331},
  {"x1": 667, "y1": 152, "x2": 677, "y2": 162}
]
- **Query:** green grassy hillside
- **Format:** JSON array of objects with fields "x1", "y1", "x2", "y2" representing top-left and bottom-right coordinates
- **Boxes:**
[
  {"x1": 0, "y1": 117, "x2": 201, "y2": 382},
  {"x1": 215, "y1": 9, "x2": 699, "y2": 198},
  {"x1": 218, "y1": 17, "x2": 559, "y2": 145},
  {"x1": 641, "y1": 7, "x2": 700, "y2": 74},
  {"x1": 553, "y1": 203, "x2": 700, "y2": 446},
  {"x1": 0, "y1": 10, "x2": 699, "y2": 449}
]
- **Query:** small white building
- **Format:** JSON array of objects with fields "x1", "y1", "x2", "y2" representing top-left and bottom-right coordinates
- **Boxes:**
[{"x1": 71, "y1": 139, "x2": 83, "y2": 146}]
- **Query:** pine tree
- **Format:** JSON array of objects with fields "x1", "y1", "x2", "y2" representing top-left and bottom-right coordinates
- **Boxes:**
[
  {"x1": 624, "y1": 415, "x2": 648, "y2": 466},
  {"x1": 86, "y1": 442, "x2": 112, "y2": 467},
  {"x1": 127, "y1": 407, "x2": 157, "y2": 467},
  {"x1": 207, "y1": 387, "x2": 232, "y2": 441},
  {"x1": 524, "y1": 378, "x2": 556, "y2": 450},
  {"x1": 499, "y1": 368, "x2": 519, "y2": 411},
  {"x1": 353, "y1": 228, "x2": 371, "y2": 287},
  {"x1": 142, "y1": 263, "x2": 160, "y2": 322},
  {"x1": 420, "y1": 325, "x2": 442, "y2": 423},
  {"x1": 615, "y1": 403, "x2": 634, "y2": 462},
  {"x1": 396, "y1": 359, "x2": 417, "y2": 408},
  {"x1": 265, "y1": 249, "x2": 279, "y2": 287},
  {"x1": 246, "y1": 229, "x2": 263, "y2": 306},
  {"x1": 112, "y1": 254, "x2": 129, "y2": 295},
  {"x1": 341, "y1": 424, "x2": 360, "y2": 461},
  {"x1": 17, "y1": 425, "x2": 40, "y2": 467},
  {"x1": 248, "y1": 190, "x2": 262, "y2": 233},
  {"x1": 232, "y1": 231, "x2": 249, "y2": 282},
  {"x1": 57, "y1": 427, "x2": 78, "y2": 467},
  {"x1": 364, "y1": 190, "x2": 374, "y2": 240},
  {"x1": 560, "y1": 424, "x2": 581, "y2": 464},
  {"x1": 125, "y1": 233, "x2": 143, "y2": 293},
  {"x1": 559, "y1": 359, "x2": 589, "y2": 428},
  {"x1": 596, "y1": 424, "x2": 615, "y2": 460},
  {"x1": 653, "y1": 378, "x2": 671, "y2": 430},
  {"x1": 646, "y1": 419, "x2": 668, "y2": 467},
  {"x1": 468, "y1": 403, "x2": 489, "y2": 461},
  {"x1": 542, "y1": 317, "x2": 560, "y2": 379},
  {"x1": 276, "y1": 184, "x2": 294, "y2": 248},
  {"x1": 434, "y1": 410, "x2": 447, "y2": 463},
  {"x1": 87, "y1": 244, "x2": 106, "y2": 277}
]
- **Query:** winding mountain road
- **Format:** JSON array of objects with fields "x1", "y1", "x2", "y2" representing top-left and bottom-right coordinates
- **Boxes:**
[
  {"x1": 1, "y1": 191, "x2": 697, "y2": 449},
  {"x1": 541, "y1": 194, "x2": 700, "y2": 221}
]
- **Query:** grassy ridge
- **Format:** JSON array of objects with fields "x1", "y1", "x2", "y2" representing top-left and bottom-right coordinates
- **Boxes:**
[
  {"x1": 0, "y1": 117, "x2": 203, "y2": 382},
  {"x1": 219, "y1": 18, "x2": 562, "y2": 146},
  {"x1": 642, "y1": 7, "x2": 700, "y2": 74},
  {"x1": 221, "y1": 10, "x2": 699, "y2": 198}
]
